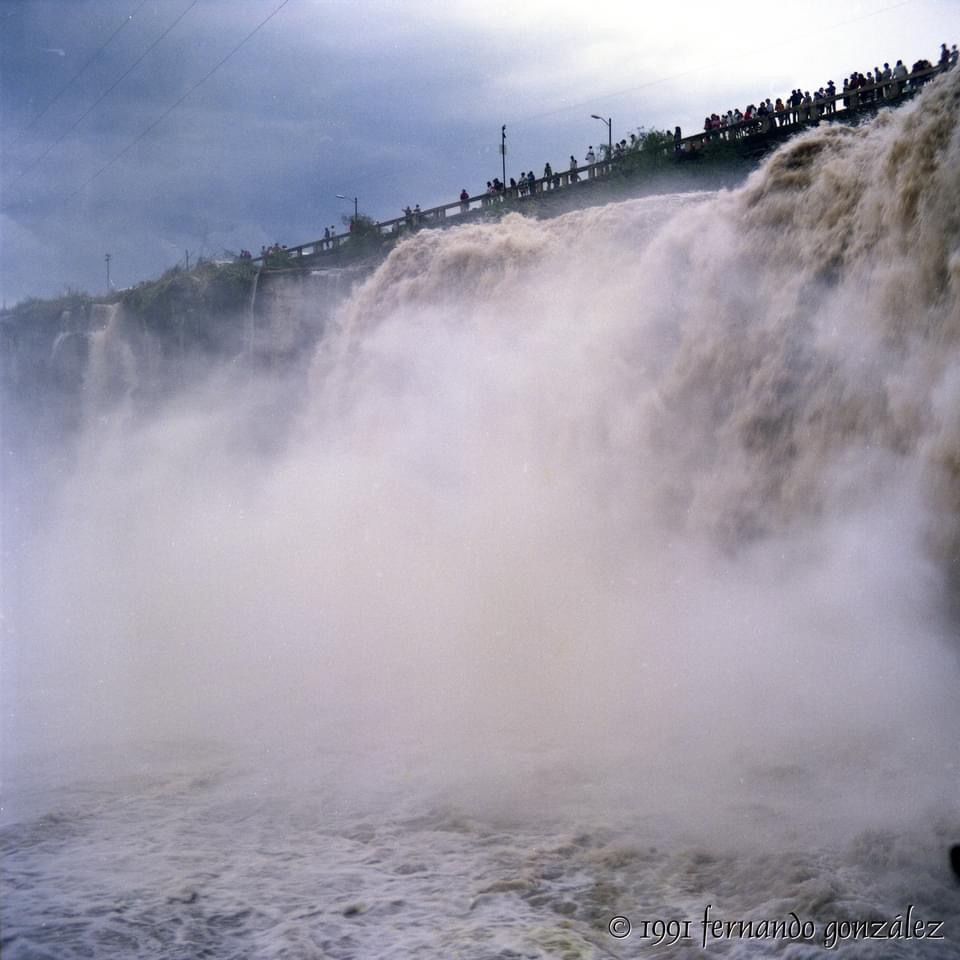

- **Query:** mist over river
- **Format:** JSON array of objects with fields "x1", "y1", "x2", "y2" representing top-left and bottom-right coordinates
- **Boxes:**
[{"x1": 3, "y1": 67, "x2": 960, "y2": 959}]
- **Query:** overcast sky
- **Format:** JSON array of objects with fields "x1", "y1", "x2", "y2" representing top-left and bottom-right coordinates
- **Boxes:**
[{"x1": 0, "y1": 0, "x2": 955, "y2": 304}]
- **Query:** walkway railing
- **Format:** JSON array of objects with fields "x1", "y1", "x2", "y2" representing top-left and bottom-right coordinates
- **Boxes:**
[
  {"x1": 679, "y1": 63, "x2": 944, "y2": 151},
  {"x1": 252, "y1": 61, "x2": 950, "y2": 268}
]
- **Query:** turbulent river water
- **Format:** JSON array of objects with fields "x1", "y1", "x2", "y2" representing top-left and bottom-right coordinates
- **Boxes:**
[{"x1": 3, "y1": 67, "x2": 960, "y2": 959}]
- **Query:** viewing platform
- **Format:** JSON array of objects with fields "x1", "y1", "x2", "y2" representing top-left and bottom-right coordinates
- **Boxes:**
[{"x1": 252, "y1": 60, "x2": 953, "y2": 271}]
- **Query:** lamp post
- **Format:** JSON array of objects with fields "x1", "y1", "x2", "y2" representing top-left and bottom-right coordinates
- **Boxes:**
[
  {"x1": 105, "y1": 253, "x2": 111, "y2": 290},
  {"x1": 336, "y1": 194, "x2": 358, "y2": 226},
  {"x1": 590, "y1": 114, "x2": 612, "y2": 161},
  {"x1": 500, "y1": 125, "x2": 506, "y2": 189}
]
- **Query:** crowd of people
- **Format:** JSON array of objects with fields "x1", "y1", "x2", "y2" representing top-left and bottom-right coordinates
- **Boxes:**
[
  {"x1": 470, "y1": 134, "x2": 652, "y2": 210},
  {"x1": 248, "y1": 43, "x2": 956, "y2": 263},
  {"x1": 702, "y1": 43, "x2": 957, "y2": 141}
]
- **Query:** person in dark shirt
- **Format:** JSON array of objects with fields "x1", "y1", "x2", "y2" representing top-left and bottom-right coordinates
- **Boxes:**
[
  {"x1": 791, "y1": 89, "x2": 803, "y2": 123},
  {"x1": 825, "y1": 80, "x2": 836, "y2": 113}
]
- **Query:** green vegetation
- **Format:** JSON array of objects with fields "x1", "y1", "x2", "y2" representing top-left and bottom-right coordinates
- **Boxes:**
[
  {"x1": 5, "y1": 289, "x2": 97, "y2": 325},
  {"x1": 615, "y1": 126, "x2": 749, "y2": 177},
  {"x1": 621, "y1": 128, "x2": 677, "y2": 172},
  {"x1": 341, "y1": 213, "x2": 378, "y2": 236},
  {"x1": 338, "y1": 213, "x2": 386, "y2": 256},
  {"x1": 2, "y1": 258, "x2": 260, "y2": 345},
  {"x1": 2, "y1": 130, "x2": 754, "y2": 334},
  {"x1": 121, "y1": 257, "x2": 257, "y2": 332}
]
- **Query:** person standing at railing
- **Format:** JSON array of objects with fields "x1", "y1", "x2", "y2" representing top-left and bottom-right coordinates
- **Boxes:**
[
  {"x1": 585, "y1": 146, "x2": 596, "y2": 177},
  {"x1": 825, "y1": 81, "x2": 836, "y2": 114},
  {"x1": 891, "y1": 59, "x2": 908, "y2": 97},
  {"x1": 568, "y1": 155, "x2": 579, "y2": 182},
  {"x1": 789, "y1": 89, "x2": 801, "y2": 123},
  {"x1": 543, "y1": 162, "x2": 553, "y2": 189},
  {"x1": 812, "y1": 90, "x2": 824, "y2": 121},
  {"x1": 880, "y1": 63, "x2": 892, "y2": 98},
  {"x1": 761, "y1": 100, "x2": 774, "y2": 131},
  {"x1": 459, "y1": 189, "x2": 469, "y2": 213},
  {"x1": 755, "y1": 102, "x2": 767, "y2": 133}
]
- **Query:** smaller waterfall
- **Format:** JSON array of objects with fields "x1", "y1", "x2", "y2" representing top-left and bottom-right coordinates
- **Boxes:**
[{"x1": 82, "y1": 303, "x2": 139, "y2": 419}]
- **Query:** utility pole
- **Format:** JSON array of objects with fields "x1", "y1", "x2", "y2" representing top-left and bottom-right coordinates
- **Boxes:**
[
  {"x1": 500, "y1": 125, "x2": 506, "y2": 188},
  {"x1": 185, "y1": 250, "x2": 190, "y2": 270},
  {"x1": 105, "y1": 253, "x2": 111, "y2": 290}
]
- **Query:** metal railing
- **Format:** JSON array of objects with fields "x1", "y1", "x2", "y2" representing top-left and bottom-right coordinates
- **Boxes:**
[
  {"x1": 252, "y1": 163, "x2": 604, "y2": 266},
  {"x1": 679, "y1": 63, "x2": 945, "y2": 152},
  {"x1": 252, "y1": 61, "x2": 951, "y2": 268}
]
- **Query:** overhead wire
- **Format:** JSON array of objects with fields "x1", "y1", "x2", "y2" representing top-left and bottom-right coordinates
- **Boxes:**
[
  {"x1": 2, "y1": 0, "x2": 926, "y2": 224},
  {"x1": 6, "y1": 0, "x2": 201, "y2": 192},
  {"x1": 5, "y1": 0, "x2": 152, "y2": 150},
  {"x1": 67, "y1": 0, "x2": 294, "y2": 201}
]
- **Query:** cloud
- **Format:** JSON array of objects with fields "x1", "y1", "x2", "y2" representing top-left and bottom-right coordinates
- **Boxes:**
[{"x1": 1, "y1": 0, "x2": 954, "y2": 303}]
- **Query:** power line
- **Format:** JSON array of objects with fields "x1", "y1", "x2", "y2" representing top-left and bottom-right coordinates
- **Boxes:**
[
  {"x1": 6, "y1": 0, "x2": 201, "y2": 192},
  {"x1": 5, "y1": 0, "x2": 151, "y2": 151},
  {"x1": 67, "y1": 0, "x2": 294, "y2": 202},
  {"x1": 0, "y1": 0, "x2": 926, "y2": 226}
]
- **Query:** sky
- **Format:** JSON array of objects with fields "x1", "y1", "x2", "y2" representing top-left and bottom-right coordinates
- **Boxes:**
[{"x1": 0, "y1": 0, "x2": 955, "y2": 305}]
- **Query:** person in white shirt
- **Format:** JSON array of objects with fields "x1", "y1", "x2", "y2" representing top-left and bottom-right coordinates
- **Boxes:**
[{"x1": 892, "y1": 58, "x2": 908, "y2": 97}]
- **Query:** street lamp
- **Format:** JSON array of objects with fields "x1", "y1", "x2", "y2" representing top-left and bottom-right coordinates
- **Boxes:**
[
  {"x1": 336, "y1": 194, "x2": 359, "y2": 225},
  {"x1": 500, "y1": 125, "x2": 506, "y2": 189},
  {"x1": 590, "y1": 114, "x2": 612, "y2": 161}
]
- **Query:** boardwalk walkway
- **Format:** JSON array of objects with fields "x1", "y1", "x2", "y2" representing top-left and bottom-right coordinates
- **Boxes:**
[{"x1": 253, "y1": 59, "x2": 953, "y2": 270}]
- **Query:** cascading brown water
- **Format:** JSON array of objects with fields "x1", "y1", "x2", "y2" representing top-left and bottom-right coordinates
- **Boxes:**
[{"x1": 2, "y1": 64, "x2": 959, "y2": 960}]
